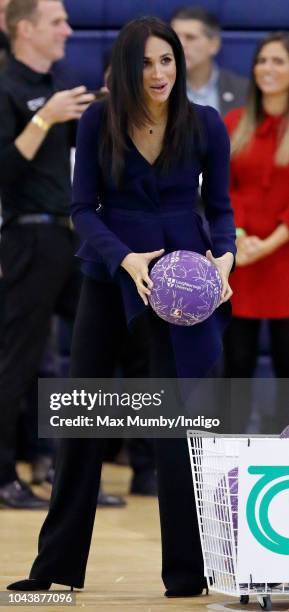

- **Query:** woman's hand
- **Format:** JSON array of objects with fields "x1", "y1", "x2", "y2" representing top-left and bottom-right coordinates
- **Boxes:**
[
  {"x1": 121, "y1": 249, "x2": 165, "y2": 305},
  {"x1": 236, "y1": 235, "x2": 269, "y2": 266},
  {"x1": 236, "y1": 225, "x2": 289, "y2": 267},
  {"x1": 206, "y1": 250, "x2": 234, "y2": 303}
]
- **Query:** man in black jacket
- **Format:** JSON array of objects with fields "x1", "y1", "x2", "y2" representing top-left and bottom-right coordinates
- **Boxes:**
[
  {"x1": 0, "y1": 0, "x2": 95, "y2": 508},
  {"x1": 171, "y1": 6, "x2": 248, "y2": 117}
]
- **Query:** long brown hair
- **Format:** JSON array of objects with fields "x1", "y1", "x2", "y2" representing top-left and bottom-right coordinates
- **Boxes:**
[
  {"x1": 231, "y1": 32, "x2": 289, "y2": 166},
  {"x1": 99, "y1": 16, "x2": 204, "y2": 184}
]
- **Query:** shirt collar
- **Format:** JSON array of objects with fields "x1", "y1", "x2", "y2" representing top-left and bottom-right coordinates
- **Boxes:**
[
  {"x1": 187, "y1": 63, "x2": 219, "y2": 98},
  {"x1": 9, "y1": 55, "x2": 53, "y2": 85}
]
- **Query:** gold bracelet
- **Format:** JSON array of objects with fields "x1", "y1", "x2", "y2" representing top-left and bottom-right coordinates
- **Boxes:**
[{"x1": 31, "y1": 113, "x2": 50, "y2": 132}]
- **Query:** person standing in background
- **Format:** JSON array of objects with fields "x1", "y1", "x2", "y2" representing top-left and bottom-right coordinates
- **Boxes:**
[
  {"x1": 0, "y1": 0, "x2": 9, "y2": 327},
  {"x1": 224, "y1": 32, "x2": 289, "y2": 434},
  {"x1": 0, "y1": 0, "x2": 95, "y2": 509},
  {"x1": 0, "y1": 0, "x2": 9, "y2": 365},
  {"x1": 171, "y1": 6, "x2": 248, "y2": 116}
]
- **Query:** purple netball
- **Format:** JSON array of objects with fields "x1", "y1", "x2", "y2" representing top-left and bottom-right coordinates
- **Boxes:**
[{"x1": 149, "y1": 250, "x2": 222, "y2": 326}]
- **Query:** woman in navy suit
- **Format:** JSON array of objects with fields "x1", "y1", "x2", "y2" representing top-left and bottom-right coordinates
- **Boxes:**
[{"x1": 8, "y1": 17, "x2": 235, "y2": 597}]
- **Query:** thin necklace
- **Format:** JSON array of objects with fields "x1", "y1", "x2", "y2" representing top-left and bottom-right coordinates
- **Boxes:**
[{"x1": 148, "y1": 120, "x2": 166, "y2": 135}]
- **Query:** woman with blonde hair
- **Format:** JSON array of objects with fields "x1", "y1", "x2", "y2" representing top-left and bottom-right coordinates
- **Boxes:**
[{"x1": 224, "y1": 32, "x2": 289, "y2": 433}]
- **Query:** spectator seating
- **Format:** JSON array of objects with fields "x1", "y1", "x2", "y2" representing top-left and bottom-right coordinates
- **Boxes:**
[
  {"x1": 63, "y1": 0, "x2": 289, "y2": 29},
  {"x1": 60, "y1": 0, "x2": 289, "y2": 89},
  {"x1": 58, "y1": 30, "x2": 270, "y2": 90}
]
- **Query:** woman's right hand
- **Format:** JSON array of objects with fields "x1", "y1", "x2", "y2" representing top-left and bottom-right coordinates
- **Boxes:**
[{"x1": 121, "y1": 249, "x2": 164, "y2": 305}]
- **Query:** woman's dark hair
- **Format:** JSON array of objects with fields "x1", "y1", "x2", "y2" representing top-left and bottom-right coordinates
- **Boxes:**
[{"x1": 99, "y1": 16, "x2": 203, "y2": 184}]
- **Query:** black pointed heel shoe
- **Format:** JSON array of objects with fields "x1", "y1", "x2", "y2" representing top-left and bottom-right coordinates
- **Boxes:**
[
  {"x1": 165, "y1": 578, "x2": 208, "y2": 598},
  {"x1": 7, "y1": 579, "x2": 74, "y2": 591}
]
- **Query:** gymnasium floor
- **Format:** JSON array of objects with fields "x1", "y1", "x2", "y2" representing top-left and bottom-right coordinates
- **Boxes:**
[{"x1": 1, "y1": 463, "x2": 288, "y2": 611}]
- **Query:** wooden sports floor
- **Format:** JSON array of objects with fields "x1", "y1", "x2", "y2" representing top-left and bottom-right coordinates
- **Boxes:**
[{"x1": 1, "y1": 463, "x2": 289, "y2": 612}]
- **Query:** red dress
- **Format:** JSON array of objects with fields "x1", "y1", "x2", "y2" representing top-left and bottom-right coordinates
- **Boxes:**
[{"x1": 224, "y1": 108, "x2": 289, "y2": 319}]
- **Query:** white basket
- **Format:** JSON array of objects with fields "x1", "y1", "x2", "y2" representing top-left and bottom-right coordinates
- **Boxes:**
[{"x1": 187, "y1": 431, "x2": 289, "y2": 606}]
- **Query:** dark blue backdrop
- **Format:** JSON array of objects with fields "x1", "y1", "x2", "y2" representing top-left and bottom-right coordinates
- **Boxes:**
[{"x1": 58, "y1": 0, "x2": 289, "y2": 89}]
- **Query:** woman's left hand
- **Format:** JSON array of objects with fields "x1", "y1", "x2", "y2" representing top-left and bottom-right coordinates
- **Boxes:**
[
  {"x1": 236, "y1": 236, "x2": 269, "y2": 266},
  {"x1": 206, "y1": 250, "x2": 234, "y2": 304},
  {"x1": 236, "y1": 225, "x2": 289, "y2": 266}
]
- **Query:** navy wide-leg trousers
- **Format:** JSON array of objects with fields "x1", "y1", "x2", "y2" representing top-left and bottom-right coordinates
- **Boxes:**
[{"x1": 30, "y1": 277, "x2": 204, "y2": 594}]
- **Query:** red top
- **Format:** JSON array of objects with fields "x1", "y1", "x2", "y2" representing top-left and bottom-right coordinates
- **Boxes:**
[{"x1": 224, "y1": 107, "x2": 289, "y2": 318}]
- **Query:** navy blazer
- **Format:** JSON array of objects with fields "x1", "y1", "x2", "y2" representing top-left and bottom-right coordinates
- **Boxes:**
[{"x1": 72, "y1": 101, "x2": 236, "y2": 377}]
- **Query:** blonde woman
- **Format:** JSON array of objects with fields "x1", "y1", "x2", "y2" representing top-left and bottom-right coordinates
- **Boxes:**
[{"x1": 224, "y1": 32, "x2": 289, "y2": 433}]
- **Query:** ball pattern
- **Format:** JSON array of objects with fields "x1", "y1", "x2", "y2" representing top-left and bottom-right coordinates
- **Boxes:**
[{"x1": 149, "y1": 250, "x2": 222, "y2": 326}]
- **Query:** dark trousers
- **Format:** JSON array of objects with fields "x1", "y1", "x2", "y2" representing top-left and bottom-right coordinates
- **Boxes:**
[
  {"x1": 127, "y1": 438, "x2": 155, "y2": 474},
  {"x1": 30, "y1": 277, "x2": 203, "y2": 593},
  {"x1": 224, "y1": 317, "x2": 289, "y2": 433},
  {"x1": 0, "y1": 224, "x2": 80, "y2": 484}
]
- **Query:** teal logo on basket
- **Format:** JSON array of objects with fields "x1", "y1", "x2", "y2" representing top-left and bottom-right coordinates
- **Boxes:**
[{"x1": 246, "y1": 466, "x2": 289, "y2": 555}]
